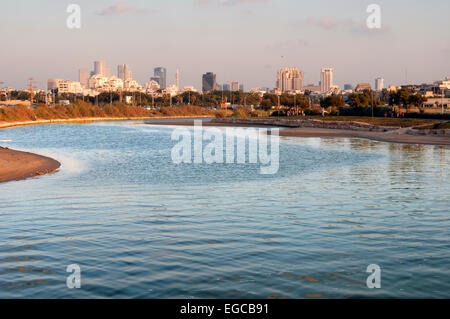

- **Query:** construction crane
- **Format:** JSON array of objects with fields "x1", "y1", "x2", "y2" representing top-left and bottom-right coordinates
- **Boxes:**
[{"x1": 28, "y1": 78, "x2": 37, "y2": 104}]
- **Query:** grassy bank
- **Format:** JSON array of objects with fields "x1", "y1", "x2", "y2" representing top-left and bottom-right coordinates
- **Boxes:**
[
  {"x1": 304, "y1": 116, "x2": 439, "y2": 127},
  {"x1": 0, "y1": 102, "x2": 225, "y2": 123},
  {"x1": 229, "y1": 115, "x2": 440, "y2": 128}
]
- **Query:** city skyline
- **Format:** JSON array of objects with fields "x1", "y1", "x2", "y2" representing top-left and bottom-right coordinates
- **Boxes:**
[
  {"x1": 0, "y1": 1, "x2": 449, "y2": 90},
  {"x1": 7, "y1": 57, "x2": 450, "y2": 97}
]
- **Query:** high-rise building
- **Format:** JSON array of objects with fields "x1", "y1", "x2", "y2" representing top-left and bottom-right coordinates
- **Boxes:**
[
  {"x1": 320, "y1": 68, "x2": 333, "y2": 93},
  {"x1": 175, "y1": 68, "x2": 180, "y2": 90},
  {"x1": 150, "y1": 76, "x2": 161, "y2": 86},
  {"x1": 118, "y1": 64, "x2": 132, "y2": 81},
  {"x1": 79, "y1": 69, "x2": 89, "y2": 88},
  {"x1": 94, "y1": 61, "x2": 106, "y2": 76},
  {"x1": 223, "y1": 84, "x2": 230, "y2": 91},
  {"x1": 154, "y1": 67, "x2": 167, "y2": 89},
  {"x1": 202, "y1": 72, "x2": 217, "y2": 93},
  {"x1": 104, "y1": 66, "x2": 111, "y2": 78},
  {"x1": 277, "y1": 68, "x2": 304, "y2": 92},
  {"x1": 231, "y1": 81, "x2": 240, "y2": 92},
  {"x1": 375, "y1": 77, "x2": 384, "y2": 91}
]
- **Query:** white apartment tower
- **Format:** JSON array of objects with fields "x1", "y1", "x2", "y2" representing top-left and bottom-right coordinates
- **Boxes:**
[
  {"x1": 277, "y1": 68, "x2": 304, "y2": 92},
  {"x1": 175, "y1": 68, "x2": 180, "y2": 90},
  {"x1": 94, "y1": 61, "x2": 106, "y2": 76},
  {"x1": 375, "y1": 77, "x2": 384, "y2": 91},
  {"x1": 320, "y1": 68, "x2": 333, "y2": 93},
  {"x1": 79, "y1": 68, "x2": 89, "y2": 88},
  {"x1": 118, "y1": 64, "x2": 132, "y2": 81}
]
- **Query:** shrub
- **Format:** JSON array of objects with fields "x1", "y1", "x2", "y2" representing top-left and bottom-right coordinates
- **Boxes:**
[{"x1": 232, "y1": 107, "x2": 249, "y2": 118}]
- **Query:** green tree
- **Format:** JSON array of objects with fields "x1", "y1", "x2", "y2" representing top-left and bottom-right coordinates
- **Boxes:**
[{"x1": 320, "y1": 95, "x2": 345, "y2": 108}]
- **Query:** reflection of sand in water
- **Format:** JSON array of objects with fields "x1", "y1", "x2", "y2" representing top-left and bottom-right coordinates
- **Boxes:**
[
  {"x1": 4, "y1": 280, "x2": 51, "y2": 289},
  {"x1": 282, "y1": 272, "x2": 320, "y2": 283},
  {"x1": 0, "y1": 267, "x2": 56, "y2": 275},
  {"x1": 2, "y1": 256, "x2": 41, "y2": 262}
]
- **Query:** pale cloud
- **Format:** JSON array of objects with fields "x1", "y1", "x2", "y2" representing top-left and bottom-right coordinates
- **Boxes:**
[
  {"x1": 265, "y1": 38, "x2": 310, "y2": 50},
  {"x1": 97, "y1": 3, "x2": 148, "y2": 16},
  {"x1": 305, "y1": 16, "x2": 391, "y2": 36},
  {"x1": 353, "y1": 22, "x2": 392, "y2": 36},
  {"x1": 306, "y1": 17, "x2": 354, "y2": 30},
  {"x1": 197, "y1": 0, "x2": 267, "y2": 6}
]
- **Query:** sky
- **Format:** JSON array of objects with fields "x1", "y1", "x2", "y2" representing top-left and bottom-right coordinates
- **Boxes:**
[{"x1": 0, "y1": 0, "x2": 449, "y2": 90}]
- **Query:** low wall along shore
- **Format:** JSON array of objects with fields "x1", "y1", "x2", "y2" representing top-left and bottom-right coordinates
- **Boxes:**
[
  {"x1": 212, "y1": 118, "x2": 450, "y2": 137},
  {"x1": 213, "y1": 118, "x2": 396, "y2": 132},
  {"x1": 404, "y1": 127, "x2": 450, "y2": 137}
]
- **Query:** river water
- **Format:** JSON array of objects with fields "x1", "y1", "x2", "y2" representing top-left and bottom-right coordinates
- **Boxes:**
[{"x1": 0, "y1": 120, "x2": 449, "y2": 298}]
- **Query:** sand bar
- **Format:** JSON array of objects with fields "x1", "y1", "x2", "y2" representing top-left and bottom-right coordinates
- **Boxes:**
[{"x1": 0, "y1": 147, "x2": 61, "y2": 183}]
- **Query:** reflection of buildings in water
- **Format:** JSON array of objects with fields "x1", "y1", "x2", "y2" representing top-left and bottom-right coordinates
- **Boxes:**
[
  {"x1": 386, "y1": 144, "x2": 428, "y2": 184},
  {"x1": 347, "y1": 138, "x2": 381, "y2": 151},
  {"x1": 433, "y1": 146, "x2": 449, "y2": 178}
]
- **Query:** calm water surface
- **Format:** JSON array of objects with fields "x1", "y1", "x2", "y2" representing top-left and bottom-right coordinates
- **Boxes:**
[{"x1": 0, "y1": 120, "x2": 449, "y2": 298}]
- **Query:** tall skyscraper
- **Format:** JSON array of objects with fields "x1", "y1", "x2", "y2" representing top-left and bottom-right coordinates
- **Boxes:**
[
  {"x1": 277, "y1": 68, "x2": 304, "y2": 92},
  {"x1": 231, "y1": 81, "x2": 240, "y2": 92},
  {"x1": 202, "y1": 72, "x2": 216, "y2": 93},
  {"x1": 175, "y1": 68, "x2": 180, "y2": 90},
  {"x1": 320, "y1": 68, "x2": 333, "y2": 93},
  {"x1": 79, "y1": 68, "x2": 89, "y2": 88},
  {"x1": 94, "y1": 61, "x2": 106, "y2": 76},
  {"x1": 375, "y1": 77, "x2": 384, "y2": 91},
  {"x1": 154, "y1": 67, "x2": 167, "y2": 89},
  {"x1": 118, "y1": 64, "x2": 132, "y2": 81},
  {"x1": 151, "y1": 76, "x2": 161, "y2": 86}
]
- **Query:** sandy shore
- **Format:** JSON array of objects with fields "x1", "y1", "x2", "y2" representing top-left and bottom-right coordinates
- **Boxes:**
[
  {"x1": 144, "y1": 120, "x2": 450, "y2": 146},
  {"x1": 0, "y1": 147, "x2": 61, "y2": 183}
]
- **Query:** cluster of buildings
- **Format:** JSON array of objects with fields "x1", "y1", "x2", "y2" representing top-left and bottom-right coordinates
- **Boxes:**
[
  {"x1": 199, "y1": 67, "x2": 398, "y2": 98},
  {"x1": 201, "y1": 72, "x2": 244, "y2": 93},
  {"x1": 47, "y1": 61, "x2": 197, "y2": 100},
  {"x1": 5, "y1": 57, "x2": 447, "y2": 109},
  {"x1": 271, "y1": 67, "x2": 385, "y2": 96}
]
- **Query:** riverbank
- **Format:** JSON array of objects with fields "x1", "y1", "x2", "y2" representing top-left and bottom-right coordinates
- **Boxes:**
[
  {"x1": 0, "y1": 147, "x2": 61, "y2": 183},
  {"x1": 0, "y1": 116, "x2": 214, "y2": 184},
  {"x1": 0, "y1": 115, "x2": 213, "y2": 130},
  {"x1": 144, "y1": 118, "x2": 450, "y2": 146}
]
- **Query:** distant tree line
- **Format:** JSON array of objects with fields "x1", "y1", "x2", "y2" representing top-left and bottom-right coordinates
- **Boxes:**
[{"x1": 4, "y1": 87, "x2": 429, "y2": 115}]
